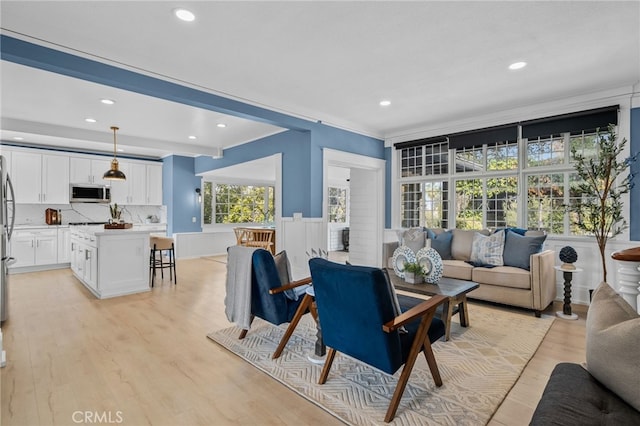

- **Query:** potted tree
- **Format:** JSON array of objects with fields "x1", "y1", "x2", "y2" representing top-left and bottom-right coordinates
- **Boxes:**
[
  {"x1": 568, "y1": 124, "x2": 636, "y2": 283},
  {"x1": 403, "y1": 262, "x2": 425, "y2": 284}
]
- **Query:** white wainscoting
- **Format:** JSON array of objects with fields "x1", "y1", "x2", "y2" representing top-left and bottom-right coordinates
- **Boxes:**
[
  {"x1": 175, "y1": 218, "x2": 325, "y2": 280},
  {"x1": 384, "y1": 229, "x2": 639, "y2": 307},
  {"x1": 327, "y1": 222, "x2": 348, "y2": 251},
  {"x1": 174, "y1": 230, "x2": 236, "y2": 259}
]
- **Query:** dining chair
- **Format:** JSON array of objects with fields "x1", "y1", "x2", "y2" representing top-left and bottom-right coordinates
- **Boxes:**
[
  {"x1": 233, "y1": 227, "x2": 248, "y2": 246},
  {"x1": 244, "y1": 229, "x2": 275, "y2": 254}
]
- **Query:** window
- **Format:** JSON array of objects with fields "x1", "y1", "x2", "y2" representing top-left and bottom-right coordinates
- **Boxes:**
[
  {"x1": 399, "y1": 140, "x2": 448, "y2": 177},
  {"x1": 526, "y1": 135, "x2": 565, "y2": 167},
  {"x1": 396, "y1": 105, "x2": 618, "y2": 237},
  {"x1": 328, "y1": 187, "x2": 347, "y2": 223},
  {"x1": 202, "y1": 182, "x2": 274, "y2": 225},
  {"x1": 455, "y1": 179, "x2": 483, "y2": 230},
  {"x1": 400, "y1": 181, "x2": 449, "y2": 228}
]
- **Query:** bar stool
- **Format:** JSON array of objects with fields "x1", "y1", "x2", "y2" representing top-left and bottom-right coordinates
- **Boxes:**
[{"x1": 149, "y1": 236, "x2": 177, "y2": 287}]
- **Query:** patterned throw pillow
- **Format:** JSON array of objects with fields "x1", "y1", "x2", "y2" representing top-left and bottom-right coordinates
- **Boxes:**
[
  {"x1": 469, "y1": 230, "x2": 505, "y2": 266},
  {"x1": 397, "y1": 227, "x2": 426, "y2": 254}
]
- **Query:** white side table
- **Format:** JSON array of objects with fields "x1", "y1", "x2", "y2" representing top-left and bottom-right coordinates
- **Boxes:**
[{"x1": 554, "y1": 266, "x2": 582, "y2": 320}]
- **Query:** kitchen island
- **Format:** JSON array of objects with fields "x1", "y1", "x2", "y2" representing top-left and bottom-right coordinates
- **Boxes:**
[{"x1": 70, "y1": 225, "x2": 153, "y2": 299}]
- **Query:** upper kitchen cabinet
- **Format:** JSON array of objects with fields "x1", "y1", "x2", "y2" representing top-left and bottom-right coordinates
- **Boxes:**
[
  {"x1": 12, "y1": 151, "x2": 69, "y2": 204},
  {"x1": 146, "y1": 164, "x2": 163, "y2": 205},
  {"x1": 69, "y1": 157, "x2": 112, "y2": 185},
  {"x1": 110, "y1": 160, "x2": 146, "y2": 205}
]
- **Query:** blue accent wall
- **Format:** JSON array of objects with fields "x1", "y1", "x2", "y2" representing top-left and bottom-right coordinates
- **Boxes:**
[
  {"x1": 163, "y1": 156, "x2": 201, "y2": 234},
  {"x1": 196, "y1": 126, "x2": 384, "y2": 218},
  {"x1": 630, "y1": 107, "x2": 640, "y2": 241},
  {"x1": 2, "y1": 34, "x2": 386, "y2": 224}
]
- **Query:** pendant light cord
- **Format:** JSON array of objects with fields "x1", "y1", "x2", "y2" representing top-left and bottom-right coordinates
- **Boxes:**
[{"x1": 111, "y1": 126, "x2": 119, "y2": 157}]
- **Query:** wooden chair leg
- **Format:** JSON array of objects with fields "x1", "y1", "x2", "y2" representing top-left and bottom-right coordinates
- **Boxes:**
[
  {"x1": 318, "y1": 347, "x2": 337, "y2": 384},
  {"x1": 272, "y1": 294, "x2": 312, "y2": 359},
  {"x1": 422, "y1": 341, "x2": 442, "y2": 387},
  {"x1": 385, "y1": 311, "x2": 437, "y2": 423},
  {"x1": 238, "y1": 315, "x2": 255, "y2": 339}
]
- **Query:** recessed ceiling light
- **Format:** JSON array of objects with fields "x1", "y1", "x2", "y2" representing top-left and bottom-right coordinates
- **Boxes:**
[
  {"x1": 85, "y1": 118, "x2": 97, "y2": 123},
  {"x1": 508, "y1": 61, "x2": 527, "y2": 70},
  {"x1": 174, "y1": 8, "x2": 195, "y2": 22},
  {"x1": 101, "y1": 99, "x2": 115, "y2": 105},
  {"x1": 188, "y1": 135, "x2": 197, "y2": 140},
  {"x1": 217, "y1": 123, "x2": 227, "y2": 128},
  {"x1": 379, "y1": 100, "x2": 391, "y2": 107},
  {"x1": 13, "y1": 137, "x2": 24, "y2": 141},
  {"x1": 117, "y1": 148, "x2": 124, "y2": 152}
]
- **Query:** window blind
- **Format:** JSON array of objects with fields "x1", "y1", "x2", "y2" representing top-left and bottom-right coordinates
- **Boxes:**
[
  {"x1": 448, "y1": 124, "x2": 518, "y2": 150},
  {"x1": 521, "y1": 105, "x2": 618, "y2": 139}
]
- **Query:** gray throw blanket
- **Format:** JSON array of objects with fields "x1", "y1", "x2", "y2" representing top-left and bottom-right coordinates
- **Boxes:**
[{"x1": 224, "y1": 245, "x2": 258, "y2": 330}]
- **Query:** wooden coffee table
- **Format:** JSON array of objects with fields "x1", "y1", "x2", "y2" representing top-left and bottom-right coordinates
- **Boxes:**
[{"x1": 387, "y1": 270, "x2": 479, "y2": 341}]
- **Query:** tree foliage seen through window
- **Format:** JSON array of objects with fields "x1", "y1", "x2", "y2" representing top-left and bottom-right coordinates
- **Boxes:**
[{"x1": 202, "y1": 182, "x2": 274, "y2": 224}]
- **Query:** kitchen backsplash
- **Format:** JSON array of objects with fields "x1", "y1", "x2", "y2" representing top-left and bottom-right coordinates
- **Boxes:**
[{"x1": 14, "y1": 204, "x2": 167, "y2": 226}]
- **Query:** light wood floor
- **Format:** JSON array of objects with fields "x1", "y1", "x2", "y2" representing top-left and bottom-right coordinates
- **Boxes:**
[{"x1": 1, "y1": 257, "x2": 587, "y2": 425}]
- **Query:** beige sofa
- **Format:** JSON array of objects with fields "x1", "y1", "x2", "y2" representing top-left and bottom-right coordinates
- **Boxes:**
[{"x1": 385, "y1": 228, "x2": 556, "y2": 317}]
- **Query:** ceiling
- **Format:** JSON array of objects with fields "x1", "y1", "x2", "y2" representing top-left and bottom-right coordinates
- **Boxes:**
[{"x1": 1, "y1": 1, "x2": 639, "y2": 161}]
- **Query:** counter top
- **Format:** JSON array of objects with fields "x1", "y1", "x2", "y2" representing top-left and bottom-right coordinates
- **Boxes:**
[
  {"x1": 15, "y1": 223, "x2": 166, "y2": 230},
  {"x1": 70, "y1": 225, "x2": 163, "y2": 236},
  {"x1": 14, "y1": 224, "x2": 70, "y2": 230}
]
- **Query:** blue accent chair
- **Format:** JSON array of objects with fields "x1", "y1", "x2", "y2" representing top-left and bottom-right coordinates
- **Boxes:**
[
  {"x1": 309, "y1": 258, "x2": 447, "y2": 423},
  {"x1": 239, "y1": 249, "x2": 314, "y2": 359}
]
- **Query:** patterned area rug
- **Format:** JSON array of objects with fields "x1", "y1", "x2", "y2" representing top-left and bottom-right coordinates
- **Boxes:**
[{"x1": 207, "y1": 304, "x2": 554, "y2": 425}]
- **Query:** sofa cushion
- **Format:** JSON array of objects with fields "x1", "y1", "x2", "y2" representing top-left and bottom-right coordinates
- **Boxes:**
[
  {"x1": 469, "y1": 230, "x2": 505, "y2": 266},
  {"x1": 530, "y1": 362, "x2": 640, "y2": 426},
  {"x1": 502, "y1": 230, "x2": 546, "y2": 270},
  {"x1": 472, "y1": 266, "x2": 531, "y2": 289},
  {"x1": 451, "y1": 229, "x2": 489, "y2": 261},
  {"x1": 426, "y1": 229, "x2": 453, "y2": 260},
  {"x1": 397, "y1": 227, "x2": 426, "y2": 254},
  {"x1": 586, "y1": 282, "x2": 640, "y2": 411},
  {"x1": 442, "y1": 259, "x2": 473, "y2": 280}
]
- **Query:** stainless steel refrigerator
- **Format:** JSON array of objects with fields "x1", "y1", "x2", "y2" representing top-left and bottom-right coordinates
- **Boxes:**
[{"x1": 1, "y1": 155, "x2": 16, "y2": 323}]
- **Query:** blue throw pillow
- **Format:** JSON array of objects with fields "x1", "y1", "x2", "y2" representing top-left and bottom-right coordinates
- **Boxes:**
[
  {"x1": 493, "y1": 226, "x2": 527, "y2": 236},
  {"x1": 426, "y1": 229, "x2": 453, "y2": 260},
  {"x1": 502, "y1": 231, "x2": 547, "y2": 270}
]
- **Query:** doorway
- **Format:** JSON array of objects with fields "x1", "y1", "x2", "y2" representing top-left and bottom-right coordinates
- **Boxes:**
[{"x1": 323, "y1": 149, "x2": 385, "y2": 267}]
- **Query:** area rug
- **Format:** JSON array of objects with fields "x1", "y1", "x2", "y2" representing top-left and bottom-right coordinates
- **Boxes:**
[{"x1": 207, "y1": 304, "x2": 554, "y2": 425}]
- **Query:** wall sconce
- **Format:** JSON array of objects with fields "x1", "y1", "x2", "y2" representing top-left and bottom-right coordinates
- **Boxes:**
[{"x1": 195, "y1": 188, "x2": 202, "y2": 203}]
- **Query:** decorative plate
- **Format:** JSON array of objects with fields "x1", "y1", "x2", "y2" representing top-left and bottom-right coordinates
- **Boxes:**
[
  {"x1": 392, "y1": 245, "x2": 416, "y2": 278},
  {"x1": 416, "y1": 247, "x2": 443, "y2": 284}
]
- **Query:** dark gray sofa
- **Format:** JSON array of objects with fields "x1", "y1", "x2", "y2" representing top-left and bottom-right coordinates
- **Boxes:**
[
  {"x1": 530, "y1": 282, "x2": 640, "y2": 425},
  {"x1": 530, "y1": 363, "x2": 640, "y2": 425}
]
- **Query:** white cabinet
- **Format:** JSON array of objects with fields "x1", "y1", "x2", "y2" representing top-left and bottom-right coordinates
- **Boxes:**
[
  {"x1": 70, "y1": 226, "x2": 150, "y2": 298},
  {"x1": 70, "y1": 229, "x2": 98, "y2": 293},
  {"x1": 11, "y1": 152, "x2": 69, "y2": 204},
  {"x1": 57, "y1": 227, "x2": 71, "y2": 263},
  {"x1": 69, "y1": 157, "x2": 112, "y2": 185},
  {"x1": 146, "y1": 164, "x2": 163, "y2": 205},
  {"x1": 110, "y1": 161, "x2": 147, "y2": 205},
  {"x1": 10, "y1": 228, "x2": 58, "y2": 268}
]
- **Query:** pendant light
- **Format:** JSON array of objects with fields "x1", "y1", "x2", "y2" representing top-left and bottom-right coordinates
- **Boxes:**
[{"x1": 103, "y1": 126, "x2": 126, "y2": 181}]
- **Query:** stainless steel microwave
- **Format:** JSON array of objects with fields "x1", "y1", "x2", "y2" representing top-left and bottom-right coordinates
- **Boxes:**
[{"x1": 69, "y1": 184, "x2": 111, "y2": 203}]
